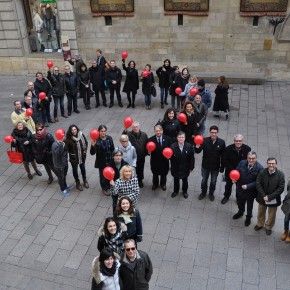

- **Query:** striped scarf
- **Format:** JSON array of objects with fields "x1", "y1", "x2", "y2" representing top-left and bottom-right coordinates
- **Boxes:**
[{"x1": 72, "y1": 131, "x2": 87, "y2": 164}]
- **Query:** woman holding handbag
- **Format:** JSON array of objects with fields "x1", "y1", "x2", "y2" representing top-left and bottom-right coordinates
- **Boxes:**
[{"x1": 11, "y1": 121, "x2": 42, "y2": 180}]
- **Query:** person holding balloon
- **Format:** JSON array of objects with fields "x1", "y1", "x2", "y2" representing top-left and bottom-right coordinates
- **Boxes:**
[
  {"x1": 177, "y1": 68, "x2": 190, "y2": 111},
  {"x1": 90, "y1": 125, "x2": 115, "y2": 195},
  {"x1": 23, "y1": 91, "x2": 38, "y2": 125},
  {"x1": 232, "y1": 151, "x2": 263, "y2": 227},
  {"x1": 179, "y1": 75, "x2": 198, "y2": 102},
  {"x1": 11, "y1": 121, "x2": 41, "y2": 180},
  {"x1": 192, "y1": 94, "x2": 208, "y2": 136},
  {"x1": 141, "y1": 64, "x2": 155, "y2": 110},
  {"x1": 122, "y1": 57, "x2": 139, "y2": 108},
  {"x1": 169, "y1": 66, "x2": 180, "y2": 110},
  {"x1": 148, "y1": 125, "x2": 172, "y2": 191},
  {"x1": 170, "y1": 131, "x2": 195, "y2": 199},
  {"x1": 66, "y1": 124, "x2": 89, "y2": 191},
  {"x1": 160, "y1": 108, "x2": 181, "y2": 142}
]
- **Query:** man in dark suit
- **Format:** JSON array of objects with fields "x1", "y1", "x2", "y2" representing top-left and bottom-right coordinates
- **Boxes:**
[
  {"x1": 170, "y1": 131, "x2": 195, "y2": 198},
  {"x1": 148, "y1": 125, "x2": 172, "y2": 191}
]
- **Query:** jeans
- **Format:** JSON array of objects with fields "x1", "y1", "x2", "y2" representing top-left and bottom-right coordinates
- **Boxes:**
[
  {"x1": 53, "y1": 95, "x2": 65, "y2": 118},
  {"x1": 160, "y1": 87, "x2": 169, "y2": 104},
  {"x1": 144, "y1": 94, "x2": 151, "y2": 106},
  {"x1": 177, "y1": 95, "x2": 182, "y2": 111},
  {"x1": 201, "y1": 167, "x2": 219, "y2": 195},
  {"x1": 67, "y1": 93, "x2": 78, "y2": 114},
  {"x1": 173, "y1": 177, "x2": 188, "y2": 193},
  {"x1": 93, "y1": 84, "x2": 106, "y2": 105},
  {"x1": 237, "y1": 193, "x2": 255, "y2": 218},
  {"x1": 71, "y1": 162, "x2": 86, "y2": 182},
  {"x1": 55, "y1": 166, "x2": 68, "y2": 191},
  {"x1": 45, "y1": 17, "x2": 51, "y2": 36},
  {"x1": 284, "y1": 215, "x2": 290, "y2": 231},
  {"x1": 171, "y1": 95, "x2": 176, "y2": 108},
  {"x1": 41, "y1": 103, "x2": 52, "y2": 123}
]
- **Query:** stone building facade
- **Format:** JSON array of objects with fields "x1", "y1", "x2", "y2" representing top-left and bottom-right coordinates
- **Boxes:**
[{"x1": 0, "y1": 0, "x2": 290, "y2": 80}]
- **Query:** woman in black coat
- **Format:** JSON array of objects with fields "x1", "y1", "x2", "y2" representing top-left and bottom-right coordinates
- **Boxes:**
[
  {"x1": 122, "y1": 60, "x2": 139, "y2": 108},
  {"x1": 89, "y1": 60, "x2": 107, "y2": 107},
  {"x1": 32, "y1": 123, "x2": 57, "y2": 184},
  {"x1": 90, "y1": 125, "x2": 115, "y2": 195},
  {"x1": 141, "y1": 64, "x2": 155, "y2": 110},
  {"x1": 213, "y1": 76, "x2": 230, "y2": 119},
  {"x1": 160, "y1": 108, "x2": 181, "y2": 142},
  {"x1": 169, "y1": 66, "x2": 181, "y2": 110},
  {"x1": 170, "y1": 131, "x2": 195, "y2": 198},
  {"x1": 11, "y1": 121, "x2": 42, "y2": 180},
  {"x1": 79, "y1": 63, "x2": 91, "y2": 110},
  {"x1": 156, "y1": 59, "x2": 172, "y2": 108}
]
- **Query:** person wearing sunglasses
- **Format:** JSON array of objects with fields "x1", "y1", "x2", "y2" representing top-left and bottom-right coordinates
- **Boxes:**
[{"x1": 119, "y1": 239, "x2": 152, "y2": 290}]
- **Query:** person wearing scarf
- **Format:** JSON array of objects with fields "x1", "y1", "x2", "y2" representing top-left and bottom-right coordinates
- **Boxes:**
[
  {"x1": 179, "y1": 75, "x2": 198, "y2": 102},
  {"x1": 97, "y1": 217, "x2": 127, "y2": 255},
  {"x1": 91, "y1": 248, "x2": 121, "y2": 290},
  {"x1": 66, "y1": 124, "x2": 89, "y2": 191},
  {"x1": 176, "y1": 67, "x2": 190, "y2": 111},
  {"x1": 116, "y1": 196, "x2": 143, "y2": 245},
  {"x1": 32, "y1": 123, "x2": 57, "y2": 184}
]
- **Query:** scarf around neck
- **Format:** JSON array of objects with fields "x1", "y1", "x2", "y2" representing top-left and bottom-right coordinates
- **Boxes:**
[
  {"x1": 100, "y1": 261, "x2": 117, "y2": 277},
  {"x1": 119, "y1": 212, "x2": 133, "y2": 224},
  {"x1": 72, "y1": 131, "x2": 87, "y2": 164},
  {"x1": 104, "y1": 227, "x2": 123, "y2": 255},
  {"x1": 36, "y1": 128, "x2": 47, "y2": 140}
]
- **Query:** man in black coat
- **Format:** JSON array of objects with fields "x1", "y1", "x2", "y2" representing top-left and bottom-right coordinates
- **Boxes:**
[
  {"x1": 124, "y1": 121, "x2": 148, "y2": 188},
  {"x1": 67, "y1": 53, "x2": 84, "y2": 75},
  {"x1": 120, "y1": 239, "x2": 153, "y2": 290},
  {"x1": 106, "y1": 60, "x2": 123, "y2": 108},
  {"x1": 170, "y1": 131, "x2": 195, "y2": 198},
  {"x1": 148, "y1": 125, "x2": 172, "y2": 191},
  {"x1": 63, "y1": 65, "x2": 80, "y2": 116},
  {"x1": 221, "y1": 134, "x2": 251, "y2": 204},
  {"x1": 195, "y1": 125, "x2": 225, "y2": 201}
]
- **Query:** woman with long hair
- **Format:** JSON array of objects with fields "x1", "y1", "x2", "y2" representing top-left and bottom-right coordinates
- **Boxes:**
[
  {"x1": 66, "y1": 124, "x2": 89, "y2": 190},
  {"x1": 160, "y1": 108, "x2": 181, "y2": 142},
  {"x1": 180, "y1": 101, "x2": 198, "y2": 144},
  {"x1": 79, "y1": 63, "x2": 91, "y2": 110},
  {"x1": 141, "y1": 64, "x2": 155, "y2": 110},
  {"x1": 213, "y1": 75, "x2": 230, "y2": 119}
]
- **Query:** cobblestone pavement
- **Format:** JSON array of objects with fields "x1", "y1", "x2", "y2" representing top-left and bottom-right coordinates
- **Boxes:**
[{"x1": 0, "y1": 76, "x2": 290, "y2": 290}]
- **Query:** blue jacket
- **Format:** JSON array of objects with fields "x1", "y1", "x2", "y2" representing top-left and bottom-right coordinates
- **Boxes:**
[
  {"x1": 236, "y1": 160, "x2": 263, "y2": 198},
  {"x1": 198, "y1": 88, "x2": 212, "y2": 108}
]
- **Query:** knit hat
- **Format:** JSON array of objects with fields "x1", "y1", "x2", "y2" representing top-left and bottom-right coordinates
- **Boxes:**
[
  {"x1": 197, "y1": 79, "x2": 205, "y2": 87},
  {"x1": 99, "y1": 248, "x2": 114, "y2": 262}
]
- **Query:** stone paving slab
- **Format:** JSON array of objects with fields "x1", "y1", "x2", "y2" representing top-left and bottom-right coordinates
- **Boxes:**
[{"x1": 0, "y1": 76, "x2": 290, "y2": 289}]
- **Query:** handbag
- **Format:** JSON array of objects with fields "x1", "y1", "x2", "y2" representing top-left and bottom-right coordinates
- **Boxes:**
[
  {"x1": 151, "y1": 85, "x2": 157, "y2": 97},
  {"x1": 7, "y1": 146, "x2": 23, "y2": 164}
]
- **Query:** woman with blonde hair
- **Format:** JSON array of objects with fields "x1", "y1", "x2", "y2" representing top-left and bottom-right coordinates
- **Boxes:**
[{"x1": 118, "y1": 134, "x2": 137, "y2": 168}]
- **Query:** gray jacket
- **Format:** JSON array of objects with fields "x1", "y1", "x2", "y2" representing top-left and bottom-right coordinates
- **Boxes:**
[
  {"x1": 52, "y1": 141, "x2": 68, "y2": 168},
  {"x1": 119, "y1": 141, "x2": 137, "y2": 167}
]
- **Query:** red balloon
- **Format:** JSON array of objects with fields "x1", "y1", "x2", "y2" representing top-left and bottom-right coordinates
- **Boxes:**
[
  {"x1": 178, "y1": 113, "x2": 187, "y2": 123},
  {"x1": 163, "y1": 147, "x2": 173, "y2": 159},
  {"x1": 194, "y1": 135, "x2": 204, "y2": 145},
  {"x1": 121, "y1": 51, "x2": 128, "y2": 59},
  {"x1": 47, "y1": 61, "x2": 54, "y2": 68},
  {"x1": 90, "y1": 129, "x2": 100, "y2": 141},
  {"x1": 55, "y1": 128, "x2": 65, "y2": 141},
  {"x1": 175, "y1": 87, "x2": 182, "y2": 95},
  {"x1": 146, "y1": 141, "x2": 156, "y2": 152},
  {"x1": 190, "y1": 88, "x2": 198, "y2": 96},
  {"x1": 124, "y1": 116, "x2": 133, "y2": 129},
  {"x1": 26, "y1": 108, "x2": 33, "y2": 117},
  {"x1": 141, "y1": 71, "x2": 149, "y2": 78},
  {"x1": 229, "y1": 170, "x2": 240, "y2": 182},
  {"x1": 103, "y1": 166, "x2": 115, "y2": 181},
  {"x1": 4, "y1": 135, "x2": 13, "y2": 143},
  {"x1": 39, "y1": 92, "x2": 46, "y2": 100}
]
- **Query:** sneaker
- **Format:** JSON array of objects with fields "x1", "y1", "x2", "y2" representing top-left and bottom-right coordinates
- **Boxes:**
[
  {"x1": 61, "y1": 189, "x2": 70, "y2": 196},
  {"x1": 66, "y1": 184, "x2": 74, "y2": 190}
]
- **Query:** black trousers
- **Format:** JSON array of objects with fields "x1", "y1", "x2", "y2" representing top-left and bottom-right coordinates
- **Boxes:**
[
  {"x1": 136, "y1": 157, "x2": 145, "y2": 182},
  {"x1": 173, "y1": 177, "x2": 188, "y2": 193},
  {"x1": 237, "y1": 193, "x2": 255, "y2": 218},
  {"x1": 67, "y1": 92, "x2": 78, "y2": 113},
  {"x1": 224, "y1": 171, "x2": 234, "y2": 198},
  {"x1": 99, "y1": 166, "x2": 110, "y2": 190},
  {"x1": 80, "y1": 86, "x2": 91, "y2": 107},
  {"x1": 55, "y1": 166, "x2": 68, "y2": 191},
  {"x1": 93, "y1": 84, "x2": 106, "y2": 105},
  {"x1": 153, "y1": 174, "x2": 167, "y2": 187},
  {"x1": 109, "y1": 85, "x2": 122, "y2": 104}
]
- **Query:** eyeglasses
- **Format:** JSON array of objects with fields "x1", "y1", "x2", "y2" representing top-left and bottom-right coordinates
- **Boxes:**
[
  {"x1": 36, "y1": 129, "x2": 43, "y2": 132},
  {"x1": 125, "y1": 247, "x2": 136, "y2": 252}
]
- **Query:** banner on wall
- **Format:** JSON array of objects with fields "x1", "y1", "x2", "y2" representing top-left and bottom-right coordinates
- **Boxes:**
[
  {"x1": 61, "y1": 35, "x2": 71, "y2": 61},
  {"x1": 41, "y1": 0, "x2": 56, "y2": 3}
]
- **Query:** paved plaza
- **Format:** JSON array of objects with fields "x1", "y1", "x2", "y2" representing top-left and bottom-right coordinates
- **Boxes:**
[{"x1": 0, "y1": 76, "x2": 290, "y2": 290}]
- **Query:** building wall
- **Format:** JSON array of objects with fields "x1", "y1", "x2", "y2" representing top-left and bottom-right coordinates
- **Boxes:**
[{"x1": 0, "y1": 0, "x2": 290, "y2": 80}]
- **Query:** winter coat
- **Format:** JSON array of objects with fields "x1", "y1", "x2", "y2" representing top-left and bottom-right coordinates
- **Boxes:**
[
  {"x1": 193, "y1": 101, "x2": 207, "y2": 128},
  {"x1": 170, "y1": 142, "x2": 195, "y2": 178},
  {"x1": 156, "y1": 65, "x2": 172, "y2": 88},
  {"x1": 223, "y1": 144, "x2": 251, "y2": 174},
  {"x1": 119, "y1": 250, "x2": 153, "y2": 290},
  {"x1": 96, "y1": 55, "x2": 107, "y2": 76},
  {"x1": 31, "y1": 133, "x2": 55, "y2": 165},
  {"x1": 89, "y1": 65, "x2": 105, "y2": 88},
  {"x1": 178, "y1": 74, "x2": 190, "y2": 91},
  {"x1": 122, "y1": 64, "x2": 139, "y2": 94},
  {"x1": 11, "y1": 109, "x2": 36, "y2": 134},
  {"x1": 195, "y1": 137, "x2": 226, "y2": 171},
  {"x1": 179, "y1": 112, "x2": 198, "y2": 144},
  {"x1": 169, "y1": 71, "x2": 181, "y2": 96},
  {"x1": 106, "y1": 67, "x2": 122, "y2": 88},
  {"x1": 64, "y1": 72, "x2": 79, "y2": 95},
  {"x1": 256, "y1": 168, "x2": 285, "y2": 207},
  {"x1": 22, "y1": 102, "x2": 38, "y2": 125},
  {"x1": 68, "y1": 58, "x2": 85, "y2": 74},
  {"x1": 66, "y1": 134, "x2": 88, "y2": 164},
  {"x1": 51, "y1": 141, "x2": 68, "y2": 169},
  {"x1": 108, "y1": 159, "x2": 129, "y2": 181},
  {"x1": 34, "y1": 78, "x2": 52, "y2": 104},
  {"x1": 91, "y1": 257, "x2": 121, "y2": 290},
  {"x1": 11, "y1": 128, "x2": 34, "y2": 162},
  {"x1": 141, "y1": 72, "x2": 154, "y2": 96},
  {"x1": 90, "y1": 136, "x2": 115, "y2": 169},
  {"x1": 79, "y1": 70, "x2": 91, "y2": 88},
  {"x1": 281, "y1": 180, "x2": 290, "y2": 218},
  {"x1": 236, "y1": 160, "x2": 263, "y2": 198},
  {"x1": 47, "y1": 71, "x2": 66, "y2": 96},
  {"x1": 180, "y1": 82, "x2": 198, "y2": 99},
  {"x1": 198, "y1": 87, "x2": 212, "y2": 109},
  {"x1": 118, "y1": 141, "x2": 137, "y2": 167},
  {"x1": 160, "y1": 119, "x2": 181, "y2": 142},
  {"x1": 148, "y1": 134, "x2": 172, "y2": 175},
  {"x1": 116, "y1": 209, "x2": 143, "y2": 240},
  {"x1": 213, "y1": 84, "x2": 229, "y2": 112},
  {"x1": 125, "y1": 131, "x2": 148, "y2": 160}
]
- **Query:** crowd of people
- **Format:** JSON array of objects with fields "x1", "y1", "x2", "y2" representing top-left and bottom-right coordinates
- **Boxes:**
[{"x1": 7, "y1": 51, "x2": 290, "y2": 289}]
